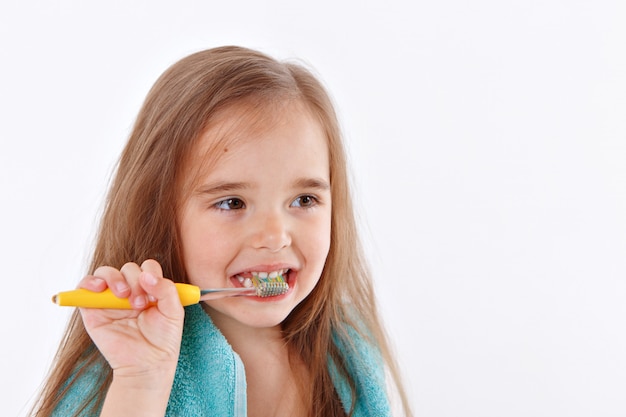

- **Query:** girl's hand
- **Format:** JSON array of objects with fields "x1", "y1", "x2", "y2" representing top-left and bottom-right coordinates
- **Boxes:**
[{"x1": 78, "y1": 259, "x2": 184, "y2": 384}]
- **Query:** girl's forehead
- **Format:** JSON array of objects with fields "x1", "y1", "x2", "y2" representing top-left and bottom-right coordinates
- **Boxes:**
[
  {"x1": 198, "y1": 100, "x2": 322, "y2": 155},
  {"x1": 182, "y1": 100, "x2": 328, "y2": 189}
]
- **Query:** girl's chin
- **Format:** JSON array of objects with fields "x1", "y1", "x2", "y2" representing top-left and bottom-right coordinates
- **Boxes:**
[{"x1": 201, "y1": 301, "x2": 293, "y2": 330}]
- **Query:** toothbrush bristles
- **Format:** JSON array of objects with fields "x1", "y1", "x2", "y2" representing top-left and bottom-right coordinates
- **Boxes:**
[{"x1": 252, "y1": 273, "x2": 289, "y2": 297}]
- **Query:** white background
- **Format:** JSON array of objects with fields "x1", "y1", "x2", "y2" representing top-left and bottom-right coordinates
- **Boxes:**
[{"x1": 2, "y1": 1, "x2": 625, "y2": 416}]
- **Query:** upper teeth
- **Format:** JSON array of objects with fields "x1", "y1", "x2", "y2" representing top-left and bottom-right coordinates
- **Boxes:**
[{"x1": 236, "y1": 269, "x2": 288, "y2": 288}]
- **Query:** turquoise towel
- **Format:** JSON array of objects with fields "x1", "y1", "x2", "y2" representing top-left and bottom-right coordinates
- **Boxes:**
[
  {"x1": 166, "y1": 304, "x2": 247, "y2": 416},
  {"x1": 53, "y1": 304, "x2": 392, "y2": 416}
]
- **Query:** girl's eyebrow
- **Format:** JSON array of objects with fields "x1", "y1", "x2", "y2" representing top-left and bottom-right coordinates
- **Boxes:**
[
  {"x1": 194, "y1": 177, "x2": 330, "y2": 196},
  {"x1": 194, "y1": 181, "x2": 250, "y2": 196},
  {"x1": 293, "y1": 177, "x2": 331, "y2": 191}
]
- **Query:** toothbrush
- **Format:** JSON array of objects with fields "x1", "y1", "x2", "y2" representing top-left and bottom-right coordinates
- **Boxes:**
[{"x1": 52, "y1": 275, "x2": 289, "y2": 309}]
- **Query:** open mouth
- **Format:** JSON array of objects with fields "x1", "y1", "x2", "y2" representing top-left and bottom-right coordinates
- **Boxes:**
[
  {"x1": 233, "y1": 268, "x2": 291, "y2": 289},
  {"x1": 228, "y1": 268, "x2": 296, "y2": 299}
]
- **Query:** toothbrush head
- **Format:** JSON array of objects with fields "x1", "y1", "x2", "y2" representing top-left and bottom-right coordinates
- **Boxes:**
[{"x1": 252, "y1": 273, "x2": 289, "y2": 297}]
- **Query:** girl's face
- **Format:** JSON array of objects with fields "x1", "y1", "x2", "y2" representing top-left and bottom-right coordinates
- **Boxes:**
[{"x1": 178, "y1": 103, "x2": 331, "y2": 330}]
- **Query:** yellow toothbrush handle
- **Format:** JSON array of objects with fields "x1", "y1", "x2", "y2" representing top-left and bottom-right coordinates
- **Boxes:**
[{"x1": 53, "y1": 283, "x2": 201, "y2": 308}]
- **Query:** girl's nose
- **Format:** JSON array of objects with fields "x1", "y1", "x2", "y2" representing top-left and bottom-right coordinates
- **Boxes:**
[{"x1": 250, "y1": 211, "x2": 292, "y2": 252}]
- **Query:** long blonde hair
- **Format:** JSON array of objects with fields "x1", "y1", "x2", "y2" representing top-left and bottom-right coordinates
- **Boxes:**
[{"x1": 31, "y1": 46, "x2": 412, "y2": 417}]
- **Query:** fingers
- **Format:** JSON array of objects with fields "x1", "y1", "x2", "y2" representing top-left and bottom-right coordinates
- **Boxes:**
[
  {"x1": 139, "y1": 259, "x2": 163, "y2": 279},
  {"x1": 139, "y1": 271, "x2": 184, "y2": 319},
  {"x1": 119, "y1": 262, "x2": 148, "y2": 309},
  {"x1": 81, "y1": 260, "x2": 176, "y2": 311},
  {"x1": 137, "y1": 258, "x2": 183, "y2": 317},
  {"x1": 79, "y1": 266, "x2": 130, "y2": 298}
]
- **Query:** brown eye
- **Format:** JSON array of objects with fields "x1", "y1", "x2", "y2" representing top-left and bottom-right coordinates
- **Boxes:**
[
  {"x1": 291, "y1": 195, "x2": 317, "y2": 208},
  {"x1": 215, "y1": 198, "x2": 245, "y2": 210}
]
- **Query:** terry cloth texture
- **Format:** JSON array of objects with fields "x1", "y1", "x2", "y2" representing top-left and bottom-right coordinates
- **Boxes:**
[{"x1": 53, "y1": 303, "x2": 392, "y2": 416}]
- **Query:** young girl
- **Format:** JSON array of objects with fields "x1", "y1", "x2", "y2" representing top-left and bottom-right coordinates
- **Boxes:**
[{"x1": 31, "y1": 46, "x2": 412, "y2": 417}]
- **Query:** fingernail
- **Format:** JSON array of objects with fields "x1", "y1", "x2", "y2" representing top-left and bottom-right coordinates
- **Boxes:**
[
  {"x1": 144, "y1": 272, "x2": 158, "y2": 286},
  {"x1": 133, "y1": 295, "x2": 147, "y2": 309}
]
